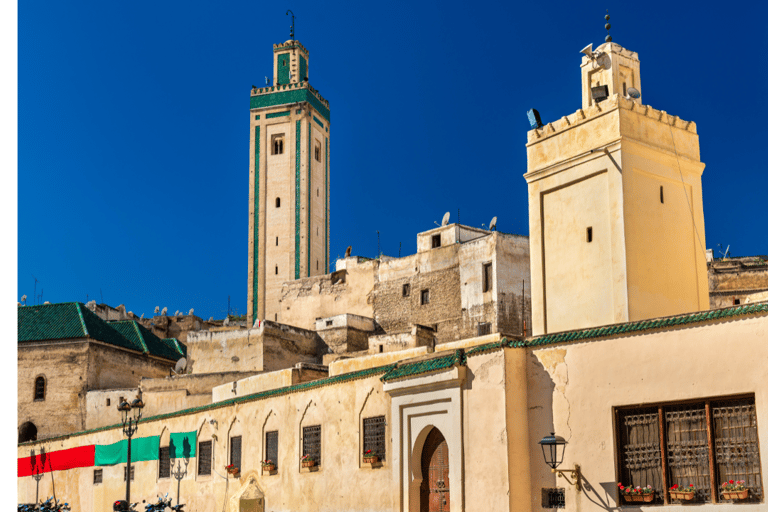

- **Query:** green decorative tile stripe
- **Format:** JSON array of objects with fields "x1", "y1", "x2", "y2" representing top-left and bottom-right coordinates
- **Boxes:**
[
  {"x1": 253, "y1": 126, "x2": 260, "y2": 318},
  {"x1": 277, "y1": 52, "x2": 290, "y2": 85},
  {"x1": 299, "y1": 55, "x2": 307, "y2": 82},
  {"x1": 20, "y1": 363, "x2": 396, "y2": 446},
  {"x1": 526, "y1": 302, "x2": 768, "y2": 347},
  {"x1": 266, "y1": 111, "x2": 290, "y2": 119},
  {"x1": 295, "y1": 120, "x2": 301, "y2": 279},
  {"x1": 313, "y1": 116, "x2": 324, "y2": 128},
  {"x1": 325, "y1": 136, "x2": 329, "y2": 273},
  {"x1": 250, "y1": 88, "x2": 330, "y2": 123},
  {"x1": 380, "y1": 349, "x2": 467, "y2": 382},
  {"x1": 254, "y1": 115, "x2": 260, "y2": 120},
  {"x1": 17, "y1": 303, "x2": 182, "y2": 361},
  {"x1": 307, "y1": 122, "x2": 311, "y2": 274}
]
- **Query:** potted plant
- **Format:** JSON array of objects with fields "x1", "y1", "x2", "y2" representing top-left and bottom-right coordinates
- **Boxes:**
[
  {"x1": 721, "y1": 480, "x2": 748, "y2": 500},
  {"x1": 261, "y1": 459, "x2": 276, "y2": 472},
  {"x1": 618, "y1": 484, "x2": 655, "y2": 503},
  {"x1": 362, "y1": 449, "x2": 379, "y2": 464},
  {"x1": 225, "y1": 464, "x2": 240, "y2": 477},
  {"x1": 301, "y1": 454, "x2": 316, "y2": 468},
  {"x1": 669, "y1": 484, "x2": 696, "y2": 500}
]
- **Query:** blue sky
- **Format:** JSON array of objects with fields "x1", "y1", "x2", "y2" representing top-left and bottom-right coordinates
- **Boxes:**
[{"x1": 17, "y1": 0, "x2": 768, "y2": 321}]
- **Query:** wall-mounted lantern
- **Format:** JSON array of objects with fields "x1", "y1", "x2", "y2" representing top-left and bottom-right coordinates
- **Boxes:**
[{"x1": 539, "y1": 432, "x2": 581, "y2": 492}]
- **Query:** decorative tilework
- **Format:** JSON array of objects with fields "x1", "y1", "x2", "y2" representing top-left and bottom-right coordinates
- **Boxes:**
[
  {"x1": 250, "y1": 89, "x2": 330, "y2": 123},
  {"x1": 253, "y1": 126, "x2": 260, "y2": 318},
  {"x1": 325, "y1": 136, "x2": 329, "y2": 273},
  {"x1": 295, "y1": 120, "x2": 301, "y2": 279},
  {"x1": 299, "y1": 55, "x2": 307, "y2": 82},
  {"x1": 254, "y1": 115, "x2": 260, "y2": 120},
  {"x1": 266, "y1": 111, "x2": 290, "y2": 119},
  {"x1": 313, "y1": 116, "x2": 323, "y2": 128},
  {"x1": 307, "y1": 122, "x2": 311, "y2": 274},
  {"x1": 380, "y1": 350, "x2": 466, "y2": 382},
  {"x1": 277, "y1": 52, "x2": 290, "y2": 85}
]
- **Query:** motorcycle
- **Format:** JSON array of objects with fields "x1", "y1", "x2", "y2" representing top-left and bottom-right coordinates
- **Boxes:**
[{"x1": 144, "y1": 494, "x2": 171, "y2": 512}]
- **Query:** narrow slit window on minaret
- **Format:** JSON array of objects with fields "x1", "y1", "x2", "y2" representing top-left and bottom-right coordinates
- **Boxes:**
[
  {"x1": 587, "y1": 227, "x2": 593, "y2": 243},
  {"x1": 660, "y1": 186, "x2": 664, "y2": 203},
  {"x1": 623, "y1": 82, "x2": 627, "y2": 96},
  {"x1": 272, "y1": 135, "x2": 284, "y2": 155},
  {"x1": 276, "y1": 197, "x2": 281, "y2": 208},
  {"x1": 275, "y1": 266, "x2": 278, "y2": 275},
  {"x1": 315, "y1": 143, "x2": 321, "y2": 162},
  {"x1": 276, "y1": 237, "x2": 279, "y2": 246}
]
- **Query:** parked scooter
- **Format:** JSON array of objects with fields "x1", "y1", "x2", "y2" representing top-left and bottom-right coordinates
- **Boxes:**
[{"x1": 144, "y1": 494, "x2": 171, "y2": 512}]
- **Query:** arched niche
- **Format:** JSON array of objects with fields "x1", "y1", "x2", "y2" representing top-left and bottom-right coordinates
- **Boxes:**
[
  {"x1": 19, "y1": 421, "x2": 37, "y2": 443},
  {"x1": 228, "y1": 473, "x2": 265, "y2": 512}
]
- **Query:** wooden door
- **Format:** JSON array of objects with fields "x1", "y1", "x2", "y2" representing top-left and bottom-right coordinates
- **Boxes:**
[{"x1": 420, "y1": 428, "x2": 450, "y2": 512}]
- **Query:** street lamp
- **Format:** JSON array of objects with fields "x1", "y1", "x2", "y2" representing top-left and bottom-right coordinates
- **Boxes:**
[
  {"x1": 31, "y1": 447, "x2": 46, "y2": 505},
  {"x1": 118, "y1": 397, "x2": 144, "y2": 507},
  {"x1": 539, "y1": 432, "x2": 581, "y2": 492},
  {"x1": 170, "y1": 437, "x2": 190, "y2": 508}
]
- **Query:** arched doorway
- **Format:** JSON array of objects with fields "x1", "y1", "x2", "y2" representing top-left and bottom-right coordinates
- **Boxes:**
[
  {"x1": 420, "y1": 428, "x2": 449, "y2": 512},
  {"x1": 19, "y1": 422, "x2": 37, "y2": 443}
]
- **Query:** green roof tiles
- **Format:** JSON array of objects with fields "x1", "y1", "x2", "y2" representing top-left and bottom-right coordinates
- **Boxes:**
[
  {"x1": 380, "y1": 349, "x2": 467, "y2": 382},
  {"x1": 162, "y1": 338, "x2": 187, "y2": 358},
  {"x1": 527, "y1": 301, "x2": 768, "y2": 348},
  {"x1": 18, "y1": 303, "x2": 182, "y2": 361}
]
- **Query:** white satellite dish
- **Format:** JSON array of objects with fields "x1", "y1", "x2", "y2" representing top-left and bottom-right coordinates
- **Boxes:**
[
  {"x1": 627, "y1": 87, "x2": 641, "y2": 99},
  {"x1": 489, "y1": 216, "x2": 498, "y2": 231},
  {"x1": 21, "y1": 295, "x2": 27, "y2": 303},
  {"x1": 174, "y1": 357, "x2": 187, "y2": 374},
  {"x1": 441, "y1": 212, "x2": 450, "y2": 226},
  {"x1": 154, "y1": 306, "x2": 160, "y2": 314}
]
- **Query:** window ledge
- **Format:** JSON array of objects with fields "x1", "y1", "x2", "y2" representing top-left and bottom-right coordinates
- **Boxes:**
[
  {"x1": 300, "y1": 465, "x2": 320, "y2": 474},
  {"x1": 361, "y1": 461, "x2": 385, "y2": 470},
  {"x1": 262, "y1": 468, "x2": 278, "y2": 476}
]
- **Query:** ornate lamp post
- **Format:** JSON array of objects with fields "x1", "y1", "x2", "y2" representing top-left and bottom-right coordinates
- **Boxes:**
[
  {"x1": 170, "y1": 437, "x2": 190, "y2": 508},
  {"x1": 31, "y1": 447, "x2": 46, "y2": 505},
  {"x1": 118, "y1": 397, "x2": 145, "y2": 506},
  {"x1": 539, "y1": 432, "x2": 581, "y2": 492}
]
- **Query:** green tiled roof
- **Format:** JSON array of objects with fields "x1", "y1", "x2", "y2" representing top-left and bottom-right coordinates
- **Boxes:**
[
  {"x1": 17, "y1": 303, "x2": 181, "y2": 361},
  {"x1": 20, "y1": 363, "x2": 396, "y2": 446},
  {"x1": 380, "y1": 349, "x2": 466, "y2": 382},
  {"x1": 162, "y1": 338, "x2": 187, "y2": 358},
  {"x1": 108, "y1": 321, "x2": 183, "y2": 361},
  {"x1": 526, "y1": 302, "x2": 768, "y2": 348}
]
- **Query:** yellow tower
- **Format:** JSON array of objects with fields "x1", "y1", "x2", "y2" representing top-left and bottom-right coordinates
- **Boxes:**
[
  {"x1": 248, "y1": 39, "x2": 330, "y2": 325},
  {"x1": 524, "y1": 41, "x2": 708, "y2": 336}
]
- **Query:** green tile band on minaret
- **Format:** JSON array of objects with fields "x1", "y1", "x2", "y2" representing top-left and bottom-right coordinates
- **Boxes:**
[
  {"x1": 307, "y1": 123, "x2": 311, "y2": 274},
  {"x1": 325, "y1": 136, "x2": 329, "y2": 273},
  {"x1": 295, "y1": 120, "x2": 301, "y2": 279},
  {"x1": 253, "y1": 126, "x2": 260, "y2": 318}
]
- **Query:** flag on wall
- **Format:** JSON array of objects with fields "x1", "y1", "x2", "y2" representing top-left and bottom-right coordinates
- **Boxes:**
[
  {"x1": 169, "y1": 431, "x2": 196, "y2": 459},
  {"x1": 17, "y1": 445, "x2": 95, "y2": 477},
  {"x1": 94, "y1": 436, "x2": 160, "y2": 466}
]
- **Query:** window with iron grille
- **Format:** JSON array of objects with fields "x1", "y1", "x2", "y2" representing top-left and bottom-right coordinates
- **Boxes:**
[
  {"x1": 542, "y1": 488, "x2": 565, "y2": 508},
  {"x1": 93, "y1": 469, "x2": 103, "y2": 484},
  {"x1": 477, "y1": 322, "x2": 491, "y2": 336},
  {"x1": 616, "y1": 395, "x2": 762, "y2": 504},
  {"x1": 230, "y1": 436, "x2": 242, "y2": 471},
  {"x1": 266, "y1": 431, "x2": 278, "y2": 468},
  {"x1": 123, "y1": 465, "x2": 134, "y2": 481},
  {"x1": 303, "y1": 425, "x2": 321, "y2": 466},
  {"x1": 34, "y1": 376, "x2": 45, "y2": 401},
  {"x1": 363, "y1": 416, "x2": 386, "y2": 461},
  {"x1": 198, "y1": 441, "x2": 212, "y2": 476},
  {"x1": 158, "y1": 446, "x2": 170, "y2": 478}
]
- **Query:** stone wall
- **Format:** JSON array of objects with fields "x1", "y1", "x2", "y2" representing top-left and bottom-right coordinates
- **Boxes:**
[{"x1": 708, "y1": 256, "x2": 768, "y2": 309}]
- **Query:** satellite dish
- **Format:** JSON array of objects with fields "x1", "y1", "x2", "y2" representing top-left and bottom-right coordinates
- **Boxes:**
[
  {"x1": 174, "y1": 310, "x2": 180, "y2": 317},
  {"x1": 174, "y1": 357, "x2": 187, "y2": 374},
  {"x1": 345, "y1": 246, "x2": 352, "y2": 258},
  {"x1": 489, "y1": 216, "x2": 498, "y2": 231},
  {"x1": 627, "y1": 87, "x2": 641, "y2": 99},
  {"x1": 161, "y1": 307, "x2": 168, "y2": 316},
  {"x1": 189, "y1": 308, "x2": 194, "y2": 316},
  {"x1": 154, "y1": 306, "x2": 160, "y2": 314},
  {"x1": 441, "y1": 212, "x2": 450, "y2": 226},
  {"x1": 21, "y1": 295, "x2": 27, "y2": 302}
]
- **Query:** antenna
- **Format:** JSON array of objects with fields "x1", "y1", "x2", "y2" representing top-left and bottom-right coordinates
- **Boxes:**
[
  {"x1": 718, "y1": 244, "x2": 731, "y2": 259},
  {"x1": 286, "y1": 10, "x2": 295, "y2": 41},
  {"x1": 100, "y1": 288, "x2": 103, "y2": 304},
  {"x1": 32, "y1": 274, "x2": 39, "y2": 305},
  {"x1": 441, "y1": 212, "x2": 450, "y2": 226},
  {"x1": 376, "y1": 230, "x2": 381, "y2": 257},
  {"x1": 399, "y1": 242, "x2": 402, "y2": 258},
  {"x1": 489, "y1": 216, "x2": 498, "y2": 231}
]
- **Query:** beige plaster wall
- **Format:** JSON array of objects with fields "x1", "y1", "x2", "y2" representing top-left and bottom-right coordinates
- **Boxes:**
[{"x1": 526, "y1": 312, "x2": 768, "y2": 512}]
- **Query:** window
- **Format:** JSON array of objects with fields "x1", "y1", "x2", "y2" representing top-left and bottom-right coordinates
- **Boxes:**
[
  {"x1": 276, "y1": 237, "x2": 279, "y2": 246},
  {"x1": 379, "y1": 345, "x2": 384, "y2": 353},
  {"x1": 93, "y1": 469, "x2": 103, "y2": 484},
  {"x1": 106, "y1": 398, "x2": 111, "y2": 406},
  {"x1": 317, "y1": 261, "x2": 319, "y2": 270},
  {"x1": 276, "y1": 197, "x2": 281, "y2": 208},
  {"x1": 275, "y1": 266, "x2": 278, "y2": 275},
  {"x1": 432, "y1": 234, "x2": 441, "y2": 248},
  {"x1": 421, "y1": 289, "x2": 430, "y2": 305},
  {"x1": 198, "y1": 440, "x2": 212, "y2": 476},
  {"x1": 230, "y1": 436, "x2": 242, "y2": 471},
  {"x1": 124, "y1": 464, "x2": 135, "y2": 481},
  {"x1": 402, "y1": 283, "x2": 410, "y2": 297},
  {"x1": 363, "y1": 416, "x2": 386, "y2": 461},
  {"x1": 315, "y1": 143, "x2": 321, "y2": 162},
  {"x1": 325, "y1": 320, "x2": 333, "y2": 327},
  {"x1": 34, "y1": 376, "x2": 45, "y2": 401},
  {"x1": 159, "y1": 446, "x2": 170, "y2": 478},
  {"x1": 542, "y1": 488, "x2": 565, "y2": 509},
  {"x1": 616, "y1": 396, "x2": 762, "y2": 504},
  {"x1": 303, "y1": 425, "x2": 321, "y2": 466},
  {"x1": 266, "y1": 431, "x2": 278, "y2": 469},
  {"x1": 482, "y1": 262, "x2": 493, "y2": 292},
  {"x1": 477, "y1": 322, "x2": 491, "y2": 336},
  {"x1": 734, "y1": 298, "x2": 741, "y2": 305},
  {"x1": 660, "y1": 186, "x2": 664, "y2": 204},
  {"x1": 586, "y1": 227, "x2": 593, "y2": 243},
  {"x1": 272, "y1": 136, "x2": 285, "y2": 155}
]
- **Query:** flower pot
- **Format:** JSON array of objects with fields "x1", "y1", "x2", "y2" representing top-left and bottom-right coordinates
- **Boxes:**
[
  {"x1": 363, "y1": 455, "x2": 379, "y2": 464},
  {"x1": 722, "y1": 489, "x2": 748, "y2": 500},
  {"x1": 623, "y1": 493, "x2": 654, "y2": 503},
  {"x1": 670, "y1": 491, "x2": 694, "y2": 501},
  {"x1": 302, "y1": 460, "x2": 316, "y2": 468},
  {"x1": 226, "y1": 467, "x2": 240, "y2": 476},
  {"x1": 262, "y1": 464, "x2": 275, "y2": 472}
]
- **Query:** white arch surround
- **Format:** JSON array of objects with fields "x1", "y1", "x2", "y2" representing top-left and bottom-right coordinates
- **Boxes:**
[{"x1": 384, "y1": 366, "x2": 466, "y2": 512}]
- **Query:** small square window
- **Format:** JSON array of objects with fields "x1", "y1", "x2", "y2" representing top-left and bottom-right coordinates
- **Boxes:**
[
  {"x1": 106, "y1": 398, "x2": 110, "y2": 407},
  {"x1": 421, "y1": 289, "x2": 430, "y2": 305},
  {"x1": 542, "y1": 488, "x2": 565, "y2": 508},
  {"x1": 477, "y1": 322, "x2": 491, "y2": 336},
  {"x1": 272, "y1": 135, "x2": 285, "y2": 155},
  {"x1": 402, "y1": 283, "x2": 410, "y2": 297},
  {"x1": 431, "y1": 234, "x2": 441, "y2": 248},
  {"x1": 93, "y1": 469, "x2": 103, "y2": 484},
  {"x1": 326, "y1": 320, "x2": 333, "y2": 327}
]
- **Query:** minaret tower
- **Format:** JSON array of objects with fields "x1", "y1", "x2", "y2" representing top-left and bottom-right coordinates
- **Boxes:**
[
  {"x1": 247, "y1": 34, "x2": 330, "y2": 325},
  {"x1": 524, "y1": 21, "x2": 708, "y2": 336}
]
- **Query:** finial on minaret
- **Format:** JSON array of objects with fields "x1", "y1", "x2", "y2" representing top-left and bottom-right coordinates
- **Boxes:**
[
  {"x1": 286, "y1": 10, "x2": 295, "y2": 41},
  {"x1": 604, "y1": 10, "x2": 612, "y2": 42}
]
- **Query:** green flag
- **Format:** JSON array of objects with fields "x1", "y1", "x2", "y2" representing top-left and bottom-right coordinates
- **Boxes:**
[
  {"x1": 169, "y1": 431, "x2": 196, "y2": 459},
  {"x1": 94, "y1": 436, "x2": 160, "y2": 466}
]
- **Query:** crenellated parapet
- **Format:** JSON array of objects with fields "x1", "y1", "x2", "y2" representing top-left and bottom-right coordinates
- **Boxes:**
[
  {"x1": 527, "y1": 94, "x2": 696, "y2": 145},
  {"x1": 250, "y1": 80, "x2": 330, "y2": 122},
  {"x1": 273, "y1": 40, "x2": 309, "y2": 55}
]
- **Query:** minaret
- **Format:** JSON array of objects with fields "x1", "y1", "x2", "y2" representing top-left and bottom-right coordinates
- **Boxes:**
[
  {"x1": 524, "y1": 30, "x2": 708, "y2": 336},
  {"x1": 248, "y1": 38, "x2": 330, "y2": 325}
]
